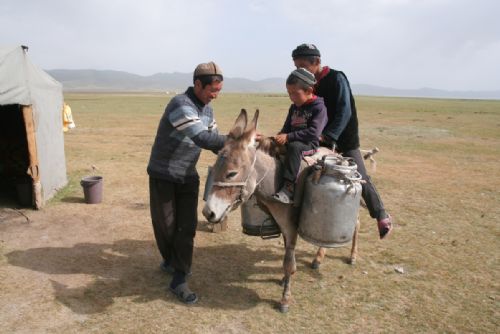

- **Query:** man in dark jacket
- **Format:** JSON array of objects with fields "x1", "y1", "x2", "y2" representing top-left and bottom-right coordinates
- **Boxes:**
[
  {"x1": 291, "y1": 44, "x2": 393, "y2": 239},
  {"x1": 147, "y1": 62, "x2": 226, "y2": 304}
]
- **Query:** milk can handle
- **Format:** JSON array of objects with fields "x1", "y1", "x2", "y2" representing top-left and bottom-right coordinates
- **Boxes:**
[{"x1": 347, "y1": 170, "x2": 362, "y2": 181}]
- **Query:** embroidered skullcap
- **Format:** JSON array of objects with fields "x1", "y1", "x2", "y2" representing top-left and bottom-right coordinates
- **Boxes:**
[
  {"x1": 292, "y1": 43, "x2": 321, "y2": 59},
  {"x1": 194, "y1": 62, "x2": 223, "y2": 79},
  {"x1": 290, "y1": 67, "x2": 317, "y2": 86}
]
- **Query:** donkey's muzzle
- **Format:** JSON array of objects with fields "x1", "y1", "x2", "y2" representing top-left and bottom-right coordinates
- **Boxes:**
[{"x1": 202, "y1": 205, "x2": 220, "y2": 223}]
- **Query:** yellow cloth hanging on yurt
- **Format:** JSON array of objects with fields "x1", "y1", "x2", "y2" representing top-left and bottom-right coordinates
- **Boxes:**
[{"x1": 62, "y1": 102, "x2": 76, "y2": 132}]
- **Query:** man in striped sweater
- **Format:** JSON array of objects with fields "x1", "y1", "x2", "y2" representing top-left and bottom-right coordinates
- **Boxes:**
[{"x1": 147, "y1": 62, "x2": 226, "y2": 304}]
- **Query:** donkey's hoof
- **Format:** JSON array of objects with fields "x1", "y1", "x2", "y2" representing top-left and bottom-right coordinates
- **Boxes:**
[
  {"x1": 348, "y1": 258, "x2": 357, "y2": 265},
  {"x1": 279, "y1": 303, "x2": 289, "y2": 313},
  {"x1": 311, "y1": 260, "x2": 321, "y2": 270}
]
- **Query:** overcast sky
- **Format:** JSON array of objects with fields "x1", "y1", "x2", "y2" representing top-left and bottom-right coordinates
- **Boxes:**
[{"x1": 1, "y1": 0, "x2": 499, "y2": 91}]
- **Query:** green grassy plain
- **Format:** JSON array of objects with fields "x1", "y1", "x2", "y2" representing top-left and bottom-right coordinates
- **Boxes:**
[{"x1": 1, "y1": 93, "x2": 499, "y2": 333}]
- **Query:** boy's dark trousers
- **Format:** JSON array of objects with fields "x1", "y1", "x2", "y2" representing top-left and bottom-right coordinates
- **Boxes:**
[
  {"x1": 149, "y1": 177, "x2": 199, "y2": 274},
  {"x1": 342, "y1": 148, "x2": 385, "y2": 220},
  {"x1": 283, "y1": 141, "x2": 317, "y2": 183}
]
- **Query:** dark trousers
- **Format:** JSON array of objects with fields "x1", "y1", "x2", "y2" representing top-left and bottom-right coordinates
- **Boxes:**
[
  {"x1": 283, "y1": 141, "x2": 317, "y2": 183},
  {"x1": 343, "y1": 149, "x2": 385, "y2": 220},
  {"x1": 149, "y1": 177, "x2": 199, "y2": 274}
]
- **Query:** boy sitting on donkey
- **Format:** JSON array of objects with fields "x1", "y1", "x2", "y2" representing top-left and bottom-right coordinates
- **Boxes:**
[{"x1": 272, "y1": 68, "x2": 327, "y2": 204}]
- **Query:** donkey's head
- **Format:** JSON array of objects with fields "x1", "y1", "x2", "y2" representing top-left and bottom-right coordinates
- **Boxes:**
[{"x1": 202, "y1": 109, "x2": 259, "y2": 223}]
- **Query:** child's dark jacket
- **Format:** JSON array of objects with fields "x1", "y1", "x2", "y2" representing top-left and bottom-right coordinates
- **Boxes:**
[{"x1": 280, "y1": 96, "x2": 327, "y2": 146}]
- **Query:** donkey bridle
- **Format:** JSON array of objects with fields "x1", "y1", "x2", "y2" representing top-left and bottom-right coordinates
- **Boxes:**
[
  {"x1": 211, "y1": 147, "x2": 269, "y2": 210},
  {"x1": 211, "y1": 149, "x2": 257, "y2": 207}
]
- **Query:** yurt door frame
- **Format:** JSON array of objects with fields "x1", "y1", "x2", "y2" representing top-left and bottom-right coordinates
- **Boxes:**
[{"x1": 21, "y1": 105, "x2": 42, "y2": 208}]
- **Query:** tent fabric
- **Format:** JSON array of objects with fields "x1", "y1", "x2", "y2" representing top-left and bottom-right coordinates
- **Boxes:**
[
  {"x1": 0, "y1": 46, "x2": 62, "y2": 105},
  {"x1": 0, "y1": 45, "x2": 67, "y2": 206}
]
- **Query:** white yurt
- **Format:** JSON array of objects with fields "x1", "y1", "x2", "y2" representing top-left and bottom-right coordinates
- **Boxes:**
[{"x1": 0, "y1": 45, "x2": 67, "y2": 208}]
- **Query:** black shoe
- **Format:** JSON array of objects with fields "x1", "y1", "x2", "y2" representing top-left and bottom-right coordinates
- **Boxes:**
[{"x1": 169, "y1": 282, "x2": 198, "y2": 304}]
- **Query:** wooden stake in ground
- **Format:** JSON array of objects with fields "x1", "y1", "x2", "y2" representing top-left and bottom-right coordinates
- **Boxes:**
[{"x1": 211, "y1": 218, "x2": 228, "y2": 233}]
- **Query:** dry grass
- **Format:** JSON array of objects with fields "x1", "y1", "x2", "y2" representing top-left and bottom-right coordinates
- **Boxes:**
[{"x1": 0, "y1": 93, "x2": 499, "y2": 333}]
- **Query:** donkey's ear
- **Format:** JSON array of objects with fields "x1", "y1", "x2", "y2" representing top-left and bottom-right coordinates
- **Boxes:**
[
  {"x1": 229, "y1": 109, "x2": 248, "y2": 139},
  {"x1": 242, "y1": 109, "x2": 259, "y2": 147},
  {"x1": 248, "y1": 109, "x2": 259, "y2": 132}
]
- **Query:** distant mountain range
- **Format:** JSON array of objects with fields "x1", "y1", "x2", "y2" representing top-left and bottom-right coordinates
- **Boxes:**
[{"x1": 47, "y1": 69, "x2": 500, "y2": 99}]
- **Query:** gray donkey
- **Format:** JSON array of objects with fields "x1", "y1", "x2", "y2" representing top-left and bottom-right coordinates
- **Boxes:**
[{"x1": 202, "y1": 109, "x2": 359, "y2": 313}]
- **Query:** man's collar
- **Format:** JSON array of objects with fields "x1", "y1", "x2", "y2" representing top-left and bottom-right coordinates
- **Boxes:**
[
  {"x1": 314, "y1": 66, "x2": 330, "y2": 93},
  {"x1": 186, "y1": 86, "x2": 206, "y2": 108},
  {"x1": 317, "y1": 66, "x2": 330, "y2": 82}
]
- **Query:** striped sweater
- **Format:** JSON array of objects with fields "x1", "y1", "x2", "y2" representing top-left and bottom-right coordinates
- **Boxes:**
[{"x1": 147, "y1": 87, "x2": 225, "y2": 183}]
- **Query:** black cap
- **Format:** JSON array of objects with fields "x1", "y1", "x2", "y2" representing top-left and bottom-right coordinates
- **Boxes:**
[{"x1": 292, "y1": 43, "x2": 321, "y2": 59}]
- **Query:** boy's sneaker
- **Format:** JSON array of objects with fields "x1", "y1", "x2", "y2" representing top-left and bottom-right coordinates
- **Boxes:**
[
  {"x1": 272, "y1": 183, "x2": 294, "y2": 204},
  {"x1": 377, "y1": 214, "x2": 393, "y2": 239}
]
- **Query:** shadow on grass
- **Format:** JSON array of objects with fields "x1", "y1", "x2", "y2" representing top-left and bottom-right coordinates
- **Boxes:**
[
  {"x1": 59, "y1": 196, "x2": 86, "y2": 204},
  {"x1": 296, "y1": 253, "x2": 354, "y2": 268},
  {"x1": 5, "y1": 239, "x2": 293, "y2": 314}
]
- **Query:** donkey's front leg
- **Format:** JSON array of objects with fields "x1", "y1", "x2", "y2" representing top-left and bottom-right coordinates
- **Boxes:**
[
  {"x1": 280, "y1": 244, "x2": 296, "y2": 313},
  {"x1": 312, "y1": 247, "x2": 326, "y2": 269},
  {"x1": 349, "y1": 218, "x2": 360, "y2": 265},
  {"x1": 262, "y1": 202, "x2": 298, "y2": 313}
]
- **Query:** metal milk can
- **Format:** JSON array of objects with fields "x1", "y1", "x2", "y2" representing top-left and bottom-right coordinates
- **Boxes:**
[
  {"x1": 298, "y1": 155, "x2": 362, "y2": 247},
  {"x1": 241, "y1": 195, "x2": 281, "y2": 238}
]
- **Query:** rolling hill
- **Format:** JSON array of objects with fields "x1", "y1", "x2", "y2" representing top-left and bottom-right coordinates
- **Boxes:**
[{"x1": 47, "y1": 69, "x2": 500, "y2": 99}]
